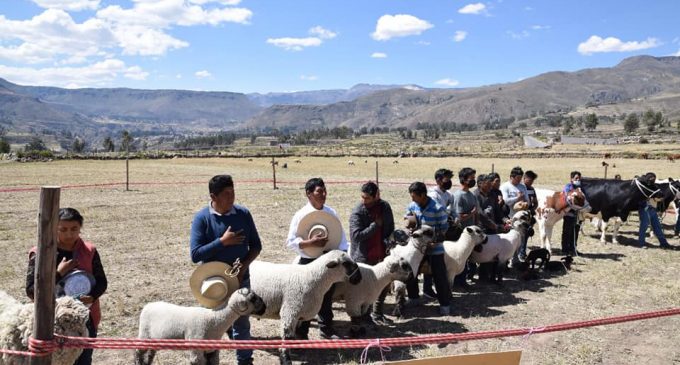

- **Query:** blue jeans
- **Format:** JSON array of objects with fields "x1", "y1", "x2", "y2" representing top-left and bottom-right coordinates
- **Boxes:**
[
  {"x1": 232, "y1": 277, "x2": 253, "y2": 363},
  {"x1": 675, "y1": 205, "x2": 680, "y2": 235},
  {"x1": 638, "y1": 205, "x2": 669, "y2": 247}
]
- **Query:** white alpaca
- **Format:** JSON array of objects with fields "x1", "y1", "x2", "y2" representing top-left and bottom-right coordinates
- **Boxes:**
[
  {"x1": 135, "y1": 288, "x2": 266, "y2": 365},
  {"x1": 0, "y1": 291, "x2": 90, "y2": 365},
  {"x1": 248, "y1": 250, "x2": 362, "y2": 364}
]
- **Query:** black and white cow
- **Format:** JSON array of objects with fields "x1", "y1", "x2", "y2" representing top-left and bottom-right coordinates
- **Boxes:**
[
  {"x1": 579, "y1": 175, "x2": 662, "y2": 223},
  {"x1": 589, "y1": 178, "x2": 680, "y2": 244}
]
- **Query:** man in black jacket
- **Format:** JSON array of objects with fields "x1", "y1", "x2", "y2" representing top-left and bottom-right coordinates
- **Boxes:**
[{"x1": 349, "y1": 181, "x2": 395, "y2": 326}]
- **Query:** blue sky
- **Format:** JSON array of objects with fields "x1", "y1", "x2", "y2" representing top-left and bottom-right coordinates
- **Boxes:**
[{"x1": 0, "y1": 0, "x2": 679, "y2": 93}]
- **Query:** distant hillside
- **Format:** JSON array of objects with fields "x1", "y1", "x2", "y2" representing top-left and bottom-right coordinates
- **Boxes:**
[
  {"x1": 247, "y1": 83, "x2": 425, "y2": 107},
  {"x1": 0, "y1": 80, "x2": 262, "y2": 125},
  {"x1": 246, "y1": 55, "x2": 680, "y2": 131},
  {"x1": 0, "y1": 86, "x2": 96, "y2": 132}
]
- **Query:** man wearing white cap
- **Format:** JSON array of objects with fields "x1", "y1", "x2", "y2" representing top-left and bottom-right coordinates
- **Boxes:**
[
  {"x1": 286, "y1": 177, "x2": 348, "y2": 339},
  {"x1": 189, "y1": 174, "x2": 262, "y2": 365}
]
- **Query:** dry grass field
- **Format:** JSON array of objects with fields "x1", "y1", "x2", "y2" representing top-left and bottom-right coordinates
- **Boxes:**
[{"x1": 1, "y1": 156, "x2": 679, "y2": 365}]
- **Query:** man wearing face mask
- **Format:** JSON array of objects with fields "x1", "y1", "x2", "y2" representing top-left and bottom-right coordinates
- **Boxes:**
[
  {"x1": 423, "y1": 168, "x2": 457, "y2": 299},
  {"x1": 452, "y1": 167, "x2": 481, "y2": 288},
  {"x1": 501, "y1": 166, "x2": 529, "y2": 218},
  {"x1": 561, "y1": 171, "x2": 583, "y2": 256}
]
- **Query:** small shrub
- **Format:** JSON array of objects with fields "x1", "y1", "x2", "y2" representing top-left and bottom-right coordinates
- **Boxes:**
[{"x1": 639, "y1": 137, "x2": 649, "y2": 144}]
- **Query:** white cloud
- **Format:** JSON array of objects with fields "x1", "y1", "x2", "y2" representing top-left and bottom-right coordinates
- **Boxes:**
[
  {"x1": 531, "y1": 25, "x2": 551, "y2": 30},
  {"x1": 0, "y1": 59, "x2": 147, "y2": 87},
  {"x1": 671, "y1": 49, "x2": 680, "y2": 57},
  {"x1": 115, "y1": 25, "x2": 189, "y2": 56},
  {"x1": 453, "y1": 31, "x2": 467, "y2": 42},
  {"x1": 309, "y1": 26, "x2": 337, "y2": 40},
  {"x1": 524, "y1": 6, "x2": 533, "y2": 11},
  {"x1": 458, "y1": 3, "x2": 487, "y2": 15},
  {"x1": 416, "y1": 40, "x2": 431, "y2": 46},
  {"x1": 577, "y1": 35, "x2": 660, "y2": 55},
  {"x1": 371, "y1": 14, "x2": 433, "y2": 41},
  {"x1": 267, "y1": 25, "x2": 337, "y2": 51},
  {"x1": 507, "y1": 30, "x2": 530, "y2": 40},
  {"x1": 195, "y1": 70, "x2": 212, "y2": 78},
  {"x1": 31, "y1": 0, "x2": 100, "y2": 11},
  {"x1": 300, "y1": 75, "x2": 318, "y2": 81},
  {"x1": 0, "y1": 9, "x2": 114, "y2": 64},
  {"x1": 189, "y1": 0, "x2": 242, "y2": 5},
  {"x1": 371, "y1": 52, "x2": 387, "y2": 58},
  {"x1": 435, "y1": 78, "x2": 460, "y2": 87},
  {"x1": 266, "y1": 37, "x2": 322, "y2": 51},
  {"x1": 176, "y1": 73, "x2": 182, "y2": 79}
]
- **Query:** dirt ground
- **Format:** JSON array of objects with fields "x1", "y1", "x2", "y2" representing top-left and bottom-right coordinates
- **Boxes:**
[{"x1": 0, "y1": 157, "x2": 678, "y2": 364}]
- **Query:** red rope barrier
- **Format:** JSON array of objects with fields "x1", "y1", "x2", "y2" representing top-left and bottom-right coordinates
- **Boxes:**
[{"x1": 3, "y1": 307, "x2": 674, "y2": 357}]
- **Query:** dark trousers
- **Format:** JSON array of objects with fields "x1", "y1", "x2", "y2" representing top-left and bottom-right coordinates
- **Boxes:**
[
  {"x1": 561, "y1": 215, "x2": 581, "y2": 255},
  {"x1": 296, "y1": 256, "x2": 336, "y2": 336},
  {"x1": 74, "y1": 316, "x2": 96, "y2": 365},
  {"x1": 406, "y1": 254, "x2": 451, "y2": 307}
]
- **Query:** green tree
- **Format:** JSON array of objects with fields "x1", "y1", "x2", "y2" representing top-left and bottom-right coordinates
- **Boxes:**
[
  {"x1": 0, "y1": 139, "x2": 9, "y2": 153},
  {"x1": 643, "y1": 109, "x2": 657, "y2": 132},
  {"x1": 563, "y1": 116, "x2": 575, "y2": 134},
  {"x1": 653, "y1": 111, "x2": 664, "y2": 129},
  {"x1": 25, "y1": 137, "x2": 46, "y2": 151},
  {"x1": 624, "y1": 114, "x2": 640, "y2": 134},
  {"x1": 584, "y1": 113, "x2": 598, "y2": 131},
  {"x1": 102, "y1": 136, "x2": 115, "y2": 152},
  {"x1": 71, "y1": 138, "x2": 86, "y2": 153},
  {"x1": 121, "y1": 130, "x2": 133, "y2": 152}
]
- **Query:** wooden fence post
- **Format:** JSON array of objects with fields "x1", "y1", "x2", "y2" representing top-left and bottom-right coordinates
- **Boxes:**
[
  {"x1": 271, "y1": 156, "x2": 278, "y2": 190},
  {"x1": 30, "y1": 186, "x2": 60, "y2": 365},
  {"x1": 375, "y1": 161, "x2": 379, "y2": 187},
  {"x1": 125, "y1": 143, "x2": 130, "y2": 191}
]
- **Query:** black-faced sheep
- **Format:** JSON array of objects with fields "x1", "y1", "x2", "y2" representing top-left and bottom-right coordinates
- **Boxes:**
[{"x1": 134, "y1": 287, "x2": 266, "y2": 365}]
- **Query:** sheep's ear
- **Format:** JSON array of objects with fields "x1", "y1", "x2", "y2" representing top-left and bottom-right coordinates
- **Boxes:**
[
  {"x1": 466, "y1": 227, "x2": 473, "y2": 234},
  {"x1": 326, "y1": 259, "x2": 339, "y2": 269}
]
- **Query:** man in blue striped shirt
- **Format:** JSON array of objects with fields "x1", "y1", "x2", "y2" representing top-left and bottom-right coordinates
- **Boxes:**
[{"x1": 404, "y1": 181, "x2": 452, "y2": 316}]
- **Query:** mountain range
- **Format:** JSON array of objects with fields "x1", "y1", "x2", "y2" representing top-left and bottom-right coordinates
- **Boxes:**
[{"x1": 1, "y1": 55, "x2": 680, "y2": 138}]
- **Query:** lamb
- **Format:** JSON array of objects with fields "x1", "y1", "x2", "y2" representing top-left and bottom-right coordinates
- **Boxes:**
[
  {"x1": 442, "y1": 226, "x2": 488, "y2": 284},
  {"x1": 333, "y1": 253, "x2": 413, "y2": 337},
  {"x1": 248, "y1": 250, "x2": 362, "y2": 365},
  {"x1": 470, "y1": 212, "x2": 531, "y2": 283},
  {"x1": 0, "y1": 291, "x2": 90, "y2": 365},
  {"x1": 385, "y1": 226, "x2": 437, "y2": 316},
  {"x1": 134, "y1": 287, "x2": 266, "y2": 365}
]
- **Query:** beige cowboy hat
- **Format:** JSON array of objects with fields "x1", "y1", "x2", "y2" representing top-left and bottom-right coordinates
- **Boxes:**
[
  {"x1": 190, "y1": 261, "x2": 240, "y2": 308},
  {"x1": 297, "y1": 210, "x2": 343, "y2": 258}
]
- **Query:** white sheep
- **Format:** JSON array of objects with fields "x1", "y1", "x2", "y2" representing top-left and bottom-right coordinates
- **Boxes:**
[
  {"x1": 0, "y1": 291, "x2": 90, "y2": 365},
  {"x1": 470, "y1": 212, "x2": 531, "y2": 283},
  {"x1": 248, "y1": 250, "x2": 362, "y2": 364},
  {"x1": 442, "y1": 226, "x2": 488, "y2": 284},
  {"x1": 134, "y1": 287, "x2": 266, "y2": 365},
  {"x1": 383, "y1": 226, "x2": 436, "y2": 316},
  {"x1": 333, "y1": 253, "x2": 413, "y2": 336}
]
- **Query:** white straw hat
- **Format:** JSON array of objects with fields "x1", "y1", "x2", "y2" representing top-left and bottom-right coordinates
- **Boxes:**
[
  {"x1": 296, "y1": 210, "x2": 343, "y2": 258},
  {"x1": 189, "y1": 261, "x2": 240, "y2": 308}
]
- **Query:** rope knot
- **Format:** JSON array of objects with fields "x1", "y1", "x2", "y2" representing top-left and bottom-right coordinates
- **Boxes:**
[
  {"x1": 360, "y1": 338, "x2": 391, "y2": 364},
  {"x1": 28, "y1": 336, "x2": 57, "y2": 355}
]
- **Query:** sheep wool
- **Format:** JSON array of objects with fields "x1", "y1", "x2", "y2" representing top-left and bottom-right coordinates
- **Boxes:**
[
  {"x1": 135, "y1": 287, "x2": 266, "y2": 365},
  {"x1": 0, "y1": 291, "x2": 89, "y2": 365}
]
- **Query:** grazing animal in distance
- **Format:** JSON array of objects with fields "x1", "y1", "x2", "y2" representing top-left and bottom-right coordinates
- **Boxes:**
[
  {"x1": 282, "y1": 163, "x2": 288, "y2": 169},
  {"x1": 294, "y1": 159, "x2": 302, "y2": 163},
  {"x1": 393, "y1": 160, "x2": 399, "y2": 164},
  {"x1": 347, "y1": 160, "x2": 355, "y2": 166}
]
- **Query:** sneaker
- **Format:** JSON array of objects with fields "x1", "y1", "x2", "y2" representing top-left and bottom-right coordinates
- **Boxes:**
[
  {"x1": 422, "y1": 289, "x2": 437, "y2": 300},
  {"x1": 404, "y1": 297, "x2": 422, "y2": 308},
  {"x1": 370, "y1": 313, "x2": 392, "y2": 326},
  {"x1": 320, "y1": 329, "x2": 340, "y2": 340},
  {"x1": 439, "y1": 305, "x2": 451, "y2": 316},
  {"x1": 639, "y1": 245, "x2": 647, "y2": 249}
]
